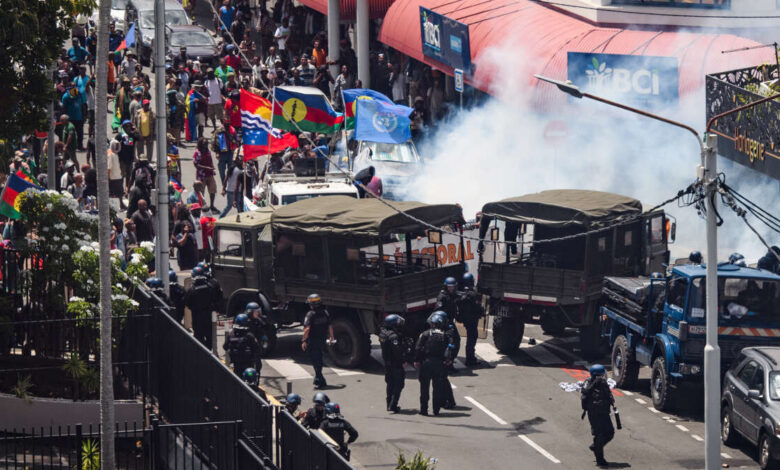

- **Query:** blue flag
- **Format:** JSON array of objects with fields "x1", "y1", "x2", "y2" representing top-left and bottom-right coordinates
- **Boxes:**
[
  {"x1": 354, "y1": 100, "x2": 413, "y2": 144},
  {"x1": 342, "y1": 88, "x2": 394, "y2": 129}
]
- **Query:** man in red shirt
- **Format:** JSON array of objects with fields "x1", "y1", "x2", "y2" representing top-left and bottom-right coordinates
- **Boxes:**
[
  {"x1": 189, "y1": 203, "x2": 216, "y2": 259},
  {"x1": 224, "y1": 90, "x2": 242, "y2": 135}
]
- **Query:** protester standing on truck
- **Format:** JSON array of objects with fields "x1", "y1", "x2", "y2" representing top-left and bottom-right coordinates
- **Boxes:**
[
  {"x1": 302, "y1": 294, "x2": 334, "y2": 389},
  {"x1": 581, "y1": 364, "x2": 615, "y2": 468},
  {"x1": 457, "y1": 273, "x2": 485, "y2": 367},
  {"x1": 378, "y1": 314, "x2": 409, "y2": 413}
]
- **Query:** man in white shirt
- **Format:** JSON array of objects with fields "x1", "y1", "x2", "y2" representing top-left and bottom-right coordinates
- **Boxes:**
[
  {"x1": 107, "y1": 140, "x2": 126, "y2": 209},
  {"x1": 274, "y1": 18, "x2": 290, "y2": 66},
  {"x1": 204, "y1": 68, "x2": 224, "y2": 130},
  {"x1": 390, "y1": 63, "x2": 408, "y2": 105}
]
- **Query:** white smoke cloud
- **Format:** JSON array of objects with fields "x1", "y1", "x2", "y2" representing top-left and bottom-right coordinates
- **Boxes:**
[{"x1": 402, "y1": 36, "x2": 779, "y2": 263}]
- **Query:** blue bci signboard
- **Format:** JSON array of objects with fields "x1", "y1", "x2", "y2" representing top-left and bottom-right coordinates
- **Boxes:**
[
  {"x1": 420, "y1": 7, "x2": 471, "y2": 73},
  {"x1": 567, "y1": 52, "x2": 679, "y2": 108}
]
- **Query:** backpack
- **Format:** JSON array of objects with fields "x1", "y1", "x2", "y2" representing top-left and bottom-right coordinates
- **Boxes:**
[
  {"x1": 228, "y1": 332, "x2": 254, "y2": 363},
  {"x1": 584, "y1": 377, "x2": 611, "y2": 413}
]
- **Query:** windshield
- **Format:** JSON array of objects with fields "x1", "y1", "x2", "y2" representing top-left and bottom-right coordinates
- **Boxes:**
[
  {"x1": 689, "y1": 277, "x2": 780, "y2": 324},
  {"x1": 139, "y1": 10, "x2": 189, "y2": 29},
  {"x1": 170, "y1": 31, "x2": 213, "y2": 47},
  {"x1": 281, "y1": 193, "x2": 357, "y2": 205},
  {"x1": 363, "y1": 141, "x2": 419, "y2": 163},
  {"x1": 111, "y1": 0, "x2": 130, "y2": 8},
  {"x1": 771, "y1": 372, "x2": 780, "y2": 400}
]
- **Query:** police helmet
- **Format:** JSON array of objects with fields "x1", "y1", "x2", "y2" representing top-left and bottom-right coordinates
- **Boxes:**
[
  {"x1": 307, "y1": 293, "x2": 322, "y2": 307},
  {"x1": 145, "y1": 277, "x2": 163, "y2": 289},
  {"x1": 444, "y1": 277, "x2": 457, "y2": 289},
  {"x1": 729, "y1": 252, "x2": 746, "y2": 267},
  {"x1": 192, "y1": 266, "x2": 206, "y2": 278},
  {"x1": 589, "y1": 364, "x2": 606, "y2": 377},
  {"x1": 325, "y1": 402, "x2": 340, "y2": 415},
  {"x1": 246, "y1": 301, "x2": 261, "y2": 315},
  {"x1": 242, "y1": 367, "x2": 258, "y2": 385},
  {"x1": 313, "y1": 392, "x2": 329, "y2": 405},
  {"x1": 427, "y1": 311, "x2": 446, "y2": 328},
  {"x1": 169, "y1": 269, "x2": 178, "y2": 283},
  {"x1": 462, "y1": 272, "x2": 475, "y2": 287},
  {"x1": 235, "y1": 313, "x2": 249, "y2": 327},
  {"x1": 286, "y1": 393, "x2": 301, "y2": 406},
  {"x1": 197, "y1": 261, "x2": 210, "y2": 274},
  {"x1": 689, "y1": 251, "x2": 703, "y2": 264},
  {"x1": 384, "y1": 314, "x2": 405, "y2": 329}
]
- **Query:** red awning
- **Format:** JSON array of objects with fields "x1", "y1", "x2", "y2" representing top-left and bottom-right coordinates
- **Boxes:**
[
  {"x1": 297, "y1": 0, "x2": 394, "y2": 20},
  {"x1": 378, "y1": 0, "x2": 774, "y2": 105}
]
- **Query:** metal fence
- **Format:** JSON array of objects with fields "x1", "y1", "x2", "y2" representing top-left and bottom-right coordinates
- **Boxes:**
[{"x1": 276, "y1": 410, "x2": 353, "y2": 470}]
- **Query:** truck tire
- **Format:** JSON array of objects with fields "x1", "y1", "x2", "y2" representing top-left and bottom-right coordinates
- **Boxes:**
[
  {"x1": 721, "y1": 405, "x2": 739, "y2": 447},
  {"x1": 651, "y1": 356, "x2": 674, "y2": 411},
  {"x1": 328, "y1": 317, "x2": 370, "y2": 368},
  {"x1": 493, "y1": 316, "x2": 523, "y2": 354},
  {"x1": 611, "y1": 335, "x2": 639, "y2": 389},
  {"x1": 541, "y1": 313, "x2": 566, "y2": 336}
]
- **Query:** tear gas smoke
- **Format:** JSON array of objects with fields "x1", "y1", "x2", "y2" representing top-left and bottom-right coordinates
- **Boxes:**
[{"x1": 402, "y1": 40, "x2": 779, "y2": 263}]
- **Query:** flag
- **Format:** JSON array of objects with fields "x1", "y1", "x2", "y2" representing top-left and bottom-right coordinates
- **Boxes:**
[
  {"x1": 116, "y1": 23, "x2": 136, "y2": 51},
  {"x1": 240, "y1": 89, "x2": 299, "y2": 160},
  {"x1": 355, "y1": 99, "x2": 413, "y2": 144},
  {"x1": 0, "y1": 173, "x2": 40, "y2": 220},
  {"x1": 169, "y1": 177, "x2": 184, "y2": 201},
  {"x1": 272, "y1": 86, "x2": 343, "y2": 134},
  {"x1": 185, "y1": 88, "x2": 202, "y2": 141},
  {"x1": 16, "y1": 169, "x2": 38, "y2": 187},
  {"x1": 341, "y1": 89, "x2": 393, "y2": 130}
]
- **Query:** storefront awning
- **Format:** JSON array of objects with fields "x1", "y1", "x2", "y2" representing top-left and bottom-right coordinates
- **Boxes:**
[
  {"x1": 297, "y1": 0, "x2": 394, "y2": 20},
  {"x1": 378, "y1": 0, "x2": 774, "y2": 104}
]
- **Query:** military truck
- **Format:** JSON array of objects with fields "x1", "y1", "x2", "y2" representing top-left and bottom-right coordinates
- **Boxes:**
[
  {"x1": 212, "y1": 196, "x2": 465, "y2": 367},
  {"x1": 477, "y1": 190, "x2": 674, "y2": 358}
]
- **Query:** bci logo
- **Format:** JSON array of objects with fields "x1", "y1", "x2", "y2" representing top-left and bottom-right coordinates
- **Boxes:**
[
  {"x1": 585, "y1": 57, "x2": 660, "y2": 96},
  {"x1": 422, "y1": 12, "x2": 441, "y2": 50}
]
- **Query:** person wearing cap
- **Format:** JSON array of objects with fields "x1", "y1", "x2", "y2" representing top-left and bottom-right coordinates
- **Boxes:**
[
  {"x1": 59, "y1": 114, "x2": 79, "y2": 169},
  {"x1": 296, "y1": 56, "x2": 316, "y2": 86},
  {"x1": 121, "y1": 50, "x2": 138, "y2": 77},
  {"x1": 133, "y1": 98, "x2": 156, "y2": 161},
  {"x1": 204, "y1": 68, "x2": 224, "y2": 130},
  {"x1": 61, "y1": 160, "x2": 77, "y2": 191}
]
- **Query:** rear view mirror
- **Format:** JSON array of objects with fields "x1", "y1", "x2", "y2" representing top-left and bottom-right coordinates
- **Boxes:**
[
  {"x1": 749, "y1": 389, "x2": 762, "y2": 399},
  {"x1": 490, "y1": 227, "x2": 500, "y2": 241},
  {"x1": 670, "y1": 222, "x2": 677, "y2": 243}
]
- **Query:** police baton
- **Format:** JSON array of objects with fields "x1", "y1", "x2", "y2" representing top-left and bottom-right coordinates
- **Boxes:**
[
  {"x1": 613, "y1": 406, "x2": 622, "y2": 430},
  {"x1": 581, "y1": 410, "x2": 586, "y2": 420}
]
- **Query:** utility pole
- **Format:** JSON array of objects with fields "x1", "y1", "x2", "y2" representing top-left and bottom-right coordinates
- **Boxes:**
[
  {"x1": 94, "y1": 0, "x2": 116, "y2": 467},
  {"x1": 47, "y1": 66, "x2": 56, "y2": 190},
  {"x1": 154, "y1": 0, "x2": 170, "y2": 295}
]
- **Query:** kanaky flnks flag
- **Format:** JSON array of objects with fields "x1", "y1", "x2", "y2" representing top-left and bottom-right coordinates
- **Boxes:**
[
  {"x1": 272, "y1": 86, "x2": 343, "y2": 134},
  {"x1": 116, "y1": 23, "x2": 136, "y2": 51},
  {"x1": 185, "y1": 88, "x2": 203, "y2": 141},
  {"x1": 240, "y1": 89, "x2": 299, "y2": 160},
  {"x1": 341, "y1": 89, "x2": 393, "y2": 130},
  {"x1": 0, "y1": 172, "x2": 40, "y2": 220},
  {"x1": 354, "y1": 99, "x2": 413, "y2": 144}
]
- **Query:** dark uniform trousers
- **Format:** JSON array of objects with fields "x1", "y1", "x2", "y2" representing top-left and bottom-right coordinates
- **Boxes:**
[
  {"x1": 192, "y1": 310, "x2": 212, "y2": 348},
  {"x1": 419, "y1": 358, "x2": 447, "y2": 413},
  {"x1": 588, "y1": 411, "x2": 615, "y2": 462},
  {"x1": 385, "y1": 367, "x2": 405, "y2": 409},
  {"x1": 464, "y1": 319, "x2": 479, "y2": 361},
  {"x1": 309, "y1": 338, "x2": 326, "y2": 386}
]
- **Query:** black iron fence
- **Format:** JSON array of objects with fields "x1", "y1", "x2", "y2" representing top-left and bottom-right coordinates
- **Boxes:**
[{"x1": 276, "y1": 410, "x2": 352, "y2": 470}]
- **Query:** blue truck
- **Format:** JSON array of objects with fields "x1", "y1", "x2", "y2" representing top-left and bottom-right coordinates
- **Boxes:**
[{"x1": 600, "y1": 260, "x2": 780, "y2": 410}]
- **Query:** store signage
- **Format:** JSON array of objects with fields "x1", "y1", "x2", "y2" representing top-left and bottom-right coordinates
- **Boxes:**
[
  {"x1": 567, "y1": 52, "x2": 679, "y2": 108},
  {"x1": 420, "y1": 7, "x2": 471, "y2": 72},
  {"x1": 712, "y1": 126, "x2": 780, "y2": 181}
]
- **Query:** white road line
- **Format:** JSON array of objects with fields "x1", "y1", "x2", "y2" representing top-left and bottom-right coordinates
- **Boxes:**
[
  {"x1": 265, "y1": 359, "x2": 313, "y2": 380},
  {"x1": 675, "y1": 424, "x2": 690, "y2": 432},
  {"x1": 621, "y1": 390, "x2": 634, "y2": 396},
  {"x1": 647, "y1": 407, "x2": 660, "y2": 414},
  {"x1": 519, "y1": 342, "x2": 565, "y2": 365},
  {"x1": 323, "y1": 359, "x2": 364, "y2": 376},
  {"x1": 634, "y1": 398, "x2": 646, "y2": 405},
  {"x1": 450, "y1": 384, "x2": 457, "y2": 389},
  {"x1": 475, "y1": 342, "x2": 505, "y2": 363},
  {"x1": 497, "y1": 363, "x2": 513, "y2": 367},
  {"x1": 518, "y1": 435, "x2": 561, "y2": 464},
  {"x1": 370, "y1": 347, "x2": 415, "y2": 372},
  {"x1": 721, "y1": 452, "x2": 732, "y2": 459},
  {"x1": 691, "y1": 434, "x2": 703, "y2": 442},
  {"x1": 463, "y1": 396, "x2": 507, "y2": 425}
]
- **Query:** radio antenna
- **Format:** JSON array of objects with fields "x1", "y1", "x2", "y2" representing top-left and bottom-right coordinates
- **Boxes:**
[{"x1": 722, "y1": 42, "x2": 780, "y2": 80}]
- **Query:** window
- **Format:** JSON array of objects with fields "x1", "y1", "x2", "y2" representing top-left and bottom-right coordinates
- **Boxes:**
[
  {"x1": 362, "y1": 141, "x2": 419, "y2": 163},
  {"x1": 667, "y1": 276, "x2": 688, "y2": 311},
  {"x1": 649, "y1": 216, "x2": 664, "y2": 244},
  {"x1": 769, "y1": 372, "x2": 780, "y2": 400},
  {"x1": 170, "y1": 31, "x2": 215, "y2": 47},
  {"x1": 737, "y1": 361, "x2": 758, "y2": 386},
  {"x1": 689, "y1": 277, "x2": 780, "y2": 324},
  {"x1": 611, "y1": 0, "x2": 730, "y2": 8},
  {"x1": 281, "y1": 193, "x2": 357, "y2": 205},
  {"x1": 216, "y1": 229, "x2": 242, "y2": 256},
  {"x1": 751, "y1": 366, "x2": 765, "y2": 393}
]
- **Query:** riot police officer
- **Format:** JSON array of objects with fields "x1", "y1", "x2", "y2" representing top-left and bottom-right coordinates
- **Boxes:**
[
  {"x1": 436, "y1": 277, "x2": 459, "y2": 319},
  {"x1": 320, "y1": 403, "x2": 358, "y2": 461},
  {"x1": 223, "y1": 313, "x2": 260, "y2": 378},
  {"x1": 168, "y1": 270, "x2": 186, "y2": 323},
  {"x1": 145, "y1": 277, "x2": 168, "y2": 302},
  {"x1": 245, "y1": 301, "x2": 268, "y2": 373},
  {"x1": 241, "y1": 367, "x2": 267, "y2": 400},
  {"x1": 415, "y1": 311, "x2": 451, "y2": 416},
  {"x1": 184, "y1": 266, "x2": 218, "y2": 348},
  {"x1": 581, "y1": 364, "x2": 615, "y2": 467},
  {"x1": 284, "y1": 393, "x2": 305, "y2": 419},
  {"x1": 378, "y1": 314, "x2": 410, "y2": 413},
  {"x1": 457, "y1": 272, "x2": 484, "y2": 366},
  {"x1": 302, "y1": 294, "x2": 334, "y2": 389},
  {"x1": 301, "y1": 392, "x2": 330, "y2": 429},
  {"x1": 435, "y1": 311, "x2": 457, "y2": 409}
]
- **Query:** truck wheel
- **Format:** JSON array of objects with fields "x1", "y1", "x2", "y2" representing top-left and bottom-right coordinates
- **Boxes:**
[
  {"x1": 611, "y1": 335, "x2": 639, "y2": 389},
  {"x1": 493, "y1": 316, "x2": 523, "y2": 354},
  {"x1": 541, "y1": 313, "x2": 566, "y2": 336},
  {"x1": 721, "y1": 405, "x2": 739, "y2": 447},
  {"x1": 651, "y1": 356, "x2": 674, "y2": 411},
  {"x1": 328, "y1": 317, "x2": 369, "y2": 368}
]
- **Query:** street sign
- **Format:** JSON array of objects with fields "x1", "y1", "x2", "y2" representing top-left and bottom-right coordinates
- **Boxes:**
[{"x1": 454, "y1": 68, "x2": 464, "y2": 93}]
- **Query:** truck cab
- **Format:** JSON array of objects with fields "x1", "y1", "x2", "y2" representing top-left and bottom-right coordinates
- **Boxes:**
[
  {"x1": 252, "y1": 158, "x2": 359, "y2": 208},
  {"x1": 601, "y1": 262, "x2": 780, "y2": 410}
]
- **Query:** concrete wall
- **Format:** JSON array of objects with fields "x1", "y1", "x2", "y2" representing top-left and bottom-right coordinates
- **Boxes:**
[{"x1": 0, "y1": 393, "x2": 143, "y2": 430}]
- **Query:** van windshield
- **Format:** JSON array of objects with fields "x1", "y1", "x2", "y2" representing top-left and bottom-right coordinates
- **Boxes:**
[
  {"x1": 281, "y1": 193, "x2": 357, "y2": 205},
  {"x1": 139, "y1": 10, "x2": 188, "y2": 28},
  {"x1": 363, "y1": 141, "x2": 418, "y2": 163},
  {"x1": 689, "y1": 277, "x2": 780, "y2": 324}
]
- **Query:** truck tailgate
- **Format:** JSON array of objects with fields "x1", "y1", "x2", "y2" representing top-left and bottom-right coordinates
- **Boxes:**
[{"x1": 479, "y1": 263, "x2": 585, "y2": 305}]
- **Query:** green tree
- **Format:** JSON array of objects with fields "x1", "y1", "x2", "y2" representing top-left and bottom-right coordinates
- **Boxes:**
[{"x1": 0, "y1": 0, "x2": 95, "y2": 160}]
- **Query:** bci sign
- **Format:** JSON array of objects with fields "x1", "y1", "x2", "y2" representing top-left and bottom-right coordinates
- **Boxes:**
[
  {"x1": 420, "y1": 7, "x2": 471, "y2": 73},
  {"x1": 567, "y1": 52, "x2": 679, "y2": 108}
]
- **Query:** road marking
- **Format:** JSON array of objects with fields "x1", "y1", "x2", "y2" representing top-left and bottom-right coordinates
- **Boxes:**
[
  {"x1": 634, "y1": 398, "x2": 646, "y2": 405},
  {"x1": 497, "y1": 363, "x2": 513, "y2": 367},
  {"x1": 675, "y1": 424, "x2": 689, "y2": 432},
  {"x1": 323, "y1": 359, "x2": 364, "y2": 376},
  {"x1": 647, "y1": 407, "x2": 660, "y2": 414},
  {"x1": 264, "y1": 359, "x2": 313, "y2": 380},
  {"x1": 519, "y1": 342, "x2": 565, "y2": 365},
  {"x1": 518, "y1": 435, "x2": 561, "y2": 464},
  {"x1": 691, "y1": 434, "x2": 703, "y2": 442},
  {"x1": 721, "y1": 453, "x2": 732, "y2": 459},
  {"x1": 621, "y1": 390, "x2": 634, "y2": 396},
  {"x1": 463, "y1": 396, "x2": 507, "y2": 425},
  {"x1": 450, "y1": 384, "x2": 457, "y2": 389},
  {"x1": 475, "y1": 342, "x2": 504, "y2": 363},
  {"x1": 370, "y1": 347, "x2": 415, "y2": 372}
]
